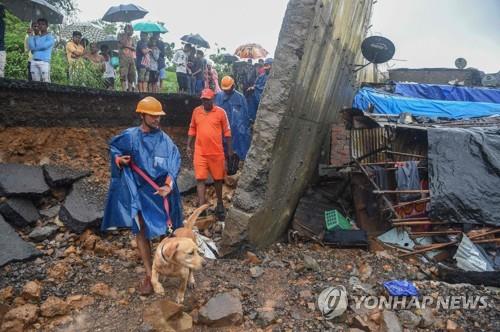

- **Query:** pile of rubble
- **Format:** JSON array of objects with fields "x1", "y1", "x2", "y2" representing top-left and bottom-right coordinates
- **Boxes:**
[{"x1": 0, "y1": 163, "x2": 104, "y2": 267}]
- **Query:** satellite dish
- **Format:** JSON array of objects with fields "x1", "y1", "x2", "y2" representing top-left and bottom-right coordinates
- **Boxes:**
[
  {"x1": 482, "y1": 74, "x2": 497, "y2": 87},
  {"x1": 361, "y1": 36, "x2": 395, "y2": 64},
  {"x1": 455, "y1": 58, "x2": 467, "y2": 69}
]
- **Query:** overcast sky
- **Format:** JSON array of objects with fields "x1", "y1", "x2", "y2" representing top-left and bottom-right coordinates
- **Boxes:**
[{"x1": 74, "y1": 0, "x2": 499, "y2": 73}]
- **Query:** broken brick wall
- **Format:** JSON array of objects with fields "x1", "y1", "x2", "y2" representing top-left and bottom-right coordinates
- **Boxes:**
[
  {"x1": 222, "y1": 0, "x2": 373, "y2": 251},
  {"x1": 330, "y1": 123, "x2": 351, "y2": 167},
  {"x1": 0, "y1": 79, "x2": 200, "y2": 128}
]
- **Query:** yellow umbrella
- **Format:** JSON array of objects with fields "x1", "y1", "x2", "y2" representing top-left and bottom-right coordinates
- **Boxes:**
[{"x1": 234, "y1": 43, "x2": 269, "y2": 59}]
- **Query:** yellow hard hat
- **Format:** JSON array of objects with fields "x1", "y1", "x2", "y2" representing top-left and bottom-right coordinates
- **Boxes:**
[
  {"x1": 135, "y1": 96, "x2": 166, "y2": 116},
  {"x1": 220, "y1": 76, "x2": 235, "y2": 91}
]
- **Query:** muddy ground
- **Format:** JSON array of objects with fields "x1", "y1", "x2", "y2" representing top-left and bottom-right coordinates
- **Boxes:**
[{"x1": 0, "y1": 127, "x2": 499, "y2": 331}]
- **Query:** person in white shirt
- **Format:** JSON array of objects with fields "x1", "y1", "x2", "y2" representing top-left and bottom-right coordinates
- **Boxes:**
[
  {"x1": 172, "y1": 43, "x2": 191, "y2": 93},
  {"x1": 100, "y1": 45, "x2": 115, "y2": 90}
]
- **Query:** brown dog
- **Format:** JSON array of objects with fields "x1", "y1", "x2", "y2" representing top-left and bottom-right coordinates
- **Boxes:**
[{"x1": 151, "y1": 204, "x2": 209, "y2": 303}]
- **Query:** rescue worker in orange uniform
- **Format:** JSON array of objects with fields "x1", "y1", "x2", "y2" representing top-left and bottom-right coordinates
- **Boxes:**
[{"x1": 187, "y1": 89, "x2": 233, "y2": 220}]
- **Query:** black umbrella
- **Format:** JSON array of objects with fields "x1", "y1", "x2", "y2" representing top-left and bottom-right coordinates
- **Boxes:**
[
  {"x1": 96, "y1": 35, "x2": 119, "y2": 50},
  {"x1": 181, "y1": 33, "x2": 210, "y2": 49},
  {"x1": 102, "y1": 4, "x2": 148, "y2": 23},
  {"x1": 222, "y1": 53, "x2": 239, "y2": 64},
  {"x1": 2, "y1": 0, "x2": 64, "y2": 24}
]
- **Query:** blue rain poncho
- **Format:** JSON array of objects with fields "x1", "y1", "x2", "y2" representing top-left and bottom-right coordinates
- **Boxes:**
[
  {"x1": 101, "y1": 127, "x2": 183, "y2": 239},
  {"x1": 247, "y1": 72, "x2": 269, "y2": 122},
  {"x1": 215, "y1": 90, "x2": 252, "y2": 160}
]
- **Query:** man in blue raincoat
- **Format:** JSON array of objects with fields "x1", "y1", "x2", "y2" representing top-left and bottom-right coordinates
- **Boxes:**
[
  {"x1": 102, "y1": 96, "x2": 183, "y2": 295},
  {"x1": 246, "y1": 58, "x2": 273, "y2": 122},
  {"x1": 215, "y1": 76, "x2": 252, "y2": 160}
]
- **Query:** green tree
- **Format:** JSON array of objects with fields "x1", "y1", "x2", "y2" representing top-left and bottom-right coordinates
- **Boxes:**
[
  {"x1": 4, "y1": 12, "x2": 29, "y2": 79},
  {"x1": 46, "y1": 0, "x2": 77, "y2": 16},
  {"x1": 209, "y1": 44, "x2": 232, "y2": 79}
]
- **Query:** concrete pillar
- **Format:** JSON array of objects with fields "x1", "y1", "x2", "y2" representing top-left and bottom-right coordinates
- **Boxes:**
[{"x1": 221, "y1": 0, "x2": 373, "y2": 252}]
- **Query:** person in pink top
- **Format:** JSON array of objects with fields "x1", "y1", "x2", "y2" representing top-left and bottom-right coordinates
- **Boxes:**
[{"x1": 204, "y1": 59, "x2": 221, "y2": 93}]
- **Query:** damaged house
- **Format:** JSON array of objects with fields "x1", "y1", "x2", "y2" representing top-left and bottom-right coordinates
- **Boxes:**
[{"x1": 299, "y1": 82, "x2": 500, "y2": 284}]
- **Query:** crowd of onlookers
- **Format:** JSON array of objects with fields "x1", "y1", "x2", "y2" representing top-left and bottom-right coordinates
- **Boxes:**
[{"x1": 0, "y1": 6, "x2": 271, "y2": 97}]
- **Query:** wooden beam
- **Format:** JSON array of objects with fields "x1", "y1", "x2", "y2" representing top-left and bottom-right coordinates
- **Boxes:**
[
  {"x1": 383, "y1": 150, "x2": 427, "y2": 159},
  {"x1": 374, "y1": 190, "x2": 429, "y2": 194}
]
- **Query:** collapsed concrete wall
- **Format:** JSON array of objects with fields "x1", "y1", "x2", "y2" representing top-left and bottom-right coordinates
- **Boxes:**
[
  {"x1": 0, "y1": 79, "x2": 199, "y2": 128},
  {"x1": 222, "y1": 0, "x2": 373, "y2": 251}
]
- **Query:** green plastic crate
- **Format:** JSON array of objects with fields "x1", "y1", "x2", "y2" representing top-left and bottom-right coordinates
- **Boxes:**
[{"x1": 324, "y1": 209, "x2": 352, "y2": 231}]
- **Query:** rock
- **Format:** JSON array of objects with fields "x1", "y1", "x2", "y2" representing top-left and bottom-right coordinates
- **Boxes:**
[
  {"x1": 2, "y1": 303, "x2": 39, "y2": 326},
  {"x1": 303, "y1": 254, "x2": 320, "y2": 271},
  {"x1": 244, "y1": 251, "x2": 261, "y2": 265},
  {"x1": 417, "y1": 307, "x2": 435, "y2": 328},
  {"x1": 21, "y1": 281, "x2": 42, "y2": 302},
  {"x1": 198, "y1": 292, "x2": 243, "y2": 327},
  {"x1": 299, "y1": 290, "x2": 312, "y2": 299},
  {"x1": 40, "y1": 296, "x2": 68, "y2": 317},
  {"x1": 250, "y1": 266, "x2": 264, "y2": 278},
  {"x1": 0, "y1": 303, "x2": 10, "y2": 326},
  {"x1": 351, "y1": 315, "x2": 371, "y2": 331},
  {"x1": 90, "y1": 282, "x2": 118, "y2": 299},
  {"x1": 143, "y1": 300, "x2": 180, "y2": 332},
  {"x1": 0, "y1": 198, "x2": 40, "y2": 227},
  {"x1": 63, "y1": 245, "x2": 77, "y2": 256},
  {"x1": 0, "y1": 286, "x2": 15, "y2": 302},
  {"x1": 0, "y1": 215, "x2": 41, "y2": 266},
  {"x1": 28, "y1": 225, "x2": 59, "y2": 242},
  {"x1": 66, "y1": 295, "x2": 95, "y2": 310},
  {"x1": 446, "y1": 319, "x2": 464, "y2": 332},
  {"x1": 177, "y1": 169, "x2": 198, "y2": 194},
  {"x1": 42, "y1": 165, "x2": 90, "y2": 188},
  {"x1": 169, "y1": 312, "x2": 193, "y2": 332},
  {"x1": 381, "y1": 310, "x2": 403, "y2": 332},
  {"x1": 256, "y1": 308, "x2": 276, "y2": 327},
  {"x1": 59, "y1": 180, "x2": 103, "y2": 233},
  {"x1": 47, "y1": 261, "x2": 71, "y2": 281},
  {"x1": 12, "y1": 297, "x2": 26, "y2": 306},
  {"x1": 398, "y1": 310, "x2": 421, "y2": 329},
  {"x1": 98, "y1": 263, "x2": 113, "y2": 274},
  {"x1": 39, "y1": 205, "x2": 61, "y2": 219},
  {"x1": 358, "y1": 262, "x2": 373, "y2": 281},
  {"x1": 0, "y1": 164, "x2": 50, "y2": 197}
]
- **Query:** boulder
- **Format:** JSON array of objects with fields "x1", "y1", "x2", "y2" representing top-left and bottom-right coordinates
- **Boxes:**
[
  {"x1": 42, "y1": 165, "x2": 90, "y2": 188},
  {"x1": 177, "y1": 169, "x2": 198, "y2": 194},
  {"x1": 59, "y1": 180, "x2": 103, "y2": 233},
  {"x1": 142, "y1": 300, "x2": 181, "y2": 332},
  {"x1": 0, "y1": 198, "x2": 40, "y2": 227},
  {"x1": 40, "y1": 296, "x2": 68, "y2": 317},
  {"x1": 0, "y1": 215, "x2": 41, "y2": 266},
  {"x1": 65, "y1": 295, "x2": 95, "y2": 310},
  {"x1": 256, "y1": 308, "x2": 276, "y2": 327},
  {"x1": 0, "y1": 164, "x2": 50, "y2": 197},
  {"x1": 198, "y1": 292, "x2": 243, "y2": 327},
  {"x1": 250, "y1": 266, "x2": 264, "y2": 278},
  {"x1": 28, "y1": 225, "x2": 59, "y2": 242}
]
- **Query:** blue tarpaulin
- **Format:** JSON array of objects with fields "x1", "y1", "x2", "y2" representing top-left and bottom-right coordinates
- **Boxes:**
[
  {"x1": 395, "y1": 83, "x2": 500, "y2": 104},
  {"x1": 353, "y1": 88, "x2": 500, "y2": 119}
]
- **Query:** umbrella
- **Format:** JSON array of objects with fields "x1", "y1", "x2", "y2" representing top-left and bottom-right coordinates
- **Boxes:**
[
  {"x1": 133, "y1": 21, "x2": 168, "y2": 33},
  {"x1": 181, "y1": 33, "x2": 210, "y2": 49},
  {"x1": 102, "y1": 4, "x2": 148, "y2": 23},
  {"x1": 60, "y1": 23, "x2": 107, "y2": 43},
  {"x1": 222, "y1": 53, "x2": 239, "y2": 64},
  {"x1": 2, "y1": 0, "x2": 64, "y2": 24},
  {"x1": 235, "y1": 43, "x2": 269, "y2": 59},
  {"x1": 96, "y1": 35, "x2": 119, "y2": 50}
]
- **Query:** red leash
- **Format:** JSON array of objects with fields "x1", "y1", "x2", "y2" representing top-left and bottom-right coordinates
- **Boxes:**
[{"x1": 129, "y1": 161, "x2": 173, "y2": 234}]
